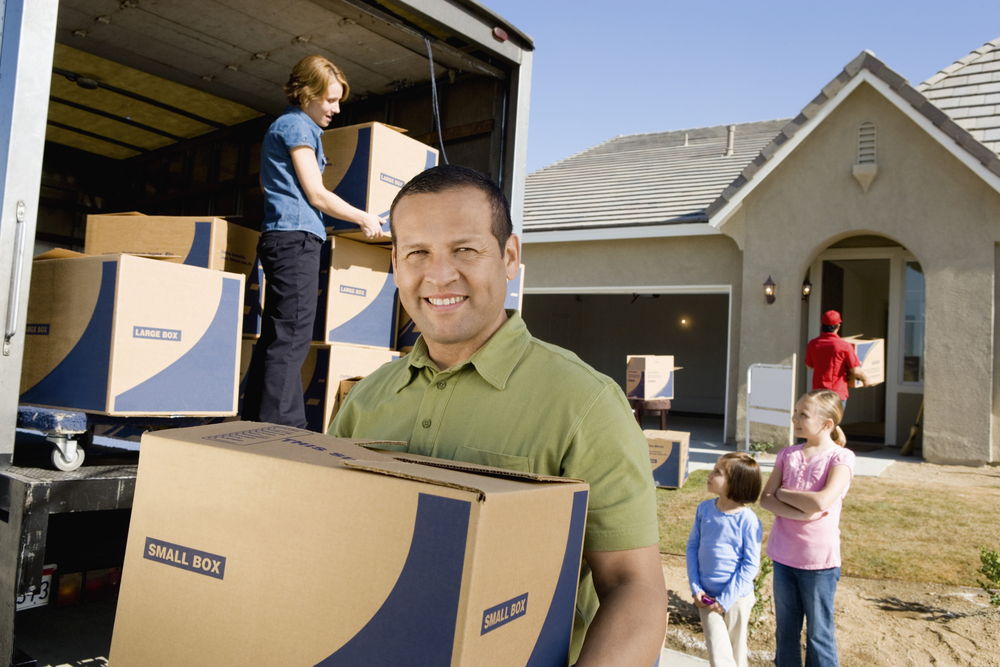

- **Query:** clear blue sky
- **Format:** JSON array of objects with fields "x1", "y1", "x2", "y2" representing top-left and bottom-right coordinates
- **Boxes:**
[{"x1": 486, "y1": 0, "x2": 1000, "y2": 172}]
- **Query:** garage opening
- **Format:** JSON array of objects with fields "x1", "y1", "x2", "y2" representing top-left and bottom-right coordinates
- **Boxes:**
[{"x1": 522, "y1": 292, "x2": 729, "y2": 439}]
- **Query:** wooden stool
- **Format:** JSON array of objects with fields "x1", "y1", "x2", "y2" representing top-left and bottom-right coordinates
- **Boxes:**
[{"x1": 629, "y1": 398, "x2": 671, "y2": 430}]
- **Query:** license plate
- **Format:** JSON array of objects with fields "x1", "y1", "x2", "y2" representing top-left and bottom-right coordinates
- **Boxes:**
[{"x1": 16, "y1": 564, "x2": 56, "y2": 611}]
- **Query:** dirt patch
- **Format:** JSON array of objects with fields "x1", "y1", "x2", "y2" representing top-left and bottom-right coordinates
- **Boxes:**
[
  {"x1": 662, "y1": 554, "x2": 999, "y2": 666},
  {"x1": 661, "y1": 458, "x2": 1000, "y2": 665},
  {"x1": 880, "y1": 459, "x2": 1000, "y2": 488}
]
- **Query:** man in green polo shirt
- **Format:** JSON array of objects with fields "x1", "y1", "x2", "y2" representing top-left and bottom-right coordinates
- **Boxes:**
[{"x1": 330, "y1": 165, "x2": 666, "y2": 666}]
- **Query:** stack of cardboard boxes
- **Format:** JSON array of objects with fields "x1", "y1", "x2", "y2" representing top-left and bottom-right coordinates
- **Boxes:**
[
  {"x1": 626, "y1": 355, "x2": 691, "y2": 488},
  {"x1": 18, "y1": 123, "x2": 448, "y2": 430}
]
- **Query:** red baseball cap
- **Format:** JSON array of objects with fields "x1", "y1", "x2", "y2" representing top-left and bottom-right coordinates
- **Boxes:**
[{"x1": 821, "y1": 310, "x2": 842, "y2": 326}]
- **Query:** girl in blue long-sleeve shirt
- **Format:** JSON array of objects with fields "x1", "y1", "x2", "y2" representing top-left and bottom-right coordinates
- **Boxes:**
[{"x1": 686, "y1": 452, "x2": 763, "y2": 667}]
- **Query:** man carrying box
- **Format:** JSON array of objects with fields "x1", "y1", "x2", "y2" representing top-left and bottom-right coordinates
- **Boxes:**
[
  {"x1": 330, "y1": 165, "x2": 666, "y2": 666},
  {"x1": 805, "y1": 310, "x2": 869, "y2": 404}
]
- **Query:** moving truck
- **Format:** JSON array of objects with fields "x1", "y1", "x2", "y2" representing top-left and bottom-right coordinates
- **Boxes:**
[{"x1": 0, "y1": 0, "x2": 533, "y2": 660}]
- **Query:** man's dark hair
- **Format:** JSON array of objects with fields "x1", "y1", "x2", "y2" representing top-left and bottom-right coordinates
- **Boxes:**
[
  {"x1": 389, "y1": 164, "x2": 513, "y2": 252},
  {"x1": 821, "y1": 323, "x2": 840, "y2": 333}
]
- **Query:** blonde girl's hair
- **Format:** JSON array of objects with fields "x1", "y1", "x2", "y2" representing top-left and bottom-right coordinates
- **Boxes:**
[
  {"x1": 284, "y1": 55, "x2": 350, "y2": 107},
  {"x1": 717, "y1": 452, "x2": 762, "y2": 504},
  {"x1": 805, "y1": 389, "x2": 846, "y2": 446}
]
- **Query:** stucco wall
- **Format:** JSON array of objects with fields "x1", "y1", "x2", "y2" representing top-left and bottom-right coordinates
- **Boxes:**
[{"x1": 725, "y1": 82, "x2": 1000, "y2": 464}]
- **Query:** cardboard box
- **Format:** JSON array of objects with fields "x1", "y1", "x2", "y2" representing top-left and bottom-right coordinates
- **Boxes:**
[
  {"x1": 111, "y1": 422, "x2": 588, "y2": 666},
  {"x1": 504, "y1": 263, "x2": 526, "y2": 313},
  {"x1": 242, "y1": 255, "x2": 265, "y2": 338},
  {"x1": 301, "y1": 343, "x2": 399, "y2": 433},
  {"x1": 644, "y1": 429, "x2": 689, "y2": 488},
  {"x1": 321, "y1": 122, "x2": 439, "y2": 240},
  {"x1": 626, "y1": 355, "x2": 682, "y2": 400},
  {"x1": 844, "y1": 335, "x2": 885, "y2": 387},
  {"x1": 20, "y1": 252, "x2": 243, "y2": 416},
  {"x1": 84, "y1": 212, "x2": 259, "y2": 275},
  {"x1": 84, "y1": 212, "x2": 264, "y2": 339},
  {"x1": 316, "y1": 236, "x2": 396, "y2": 347}
]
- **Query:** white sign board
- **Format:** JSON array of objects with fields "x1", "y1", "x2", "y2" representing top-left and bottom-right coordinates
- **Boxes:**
[{"x1": 745, "y1": 357, "x2": 796, "y2": 450}]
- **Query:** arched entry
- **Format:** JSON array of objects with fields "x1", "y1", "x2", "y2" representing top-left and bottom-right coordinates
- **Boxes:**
[{"x1": 802, "y1": 236, "x2": 924, "y2": 447}]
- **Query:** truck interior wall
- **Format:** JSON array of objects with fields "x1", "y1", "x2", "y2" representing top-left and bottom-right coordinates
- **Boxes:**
[{"x1": 522, "y1": 293, "x2": 729, "y2": 415}]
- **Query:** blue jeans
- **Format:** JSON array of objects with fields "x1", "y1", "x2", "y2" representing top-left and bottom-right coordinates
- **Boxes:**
[{"x1": 773, "y1": 561, "x2": 840, "y2": 666}]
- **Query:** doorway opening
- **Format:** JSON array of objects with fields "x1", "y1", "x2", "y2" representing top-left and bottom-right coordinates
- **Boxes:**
[{"x1": 806, "y1": 242, "x2": 925, "y2": 448}]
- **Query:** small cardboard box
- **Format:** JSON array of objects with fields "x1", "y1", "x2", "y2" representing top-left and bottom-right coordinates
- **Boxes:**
[
  {"x1": 301, "y1": 343, "x2": 399, "y2": 433},
  {"x1": 644, "y1": 429, "x2": 689, "y2": 488},
  {"x1": 84, "y1": 212, "x2": 259, "y2": 275},
  {"x1": 315, "y1": 236, "x2": 396, "y2": 347},
  {"x1": 844, "y1": 335, "x2": 885, "y2": 387},
  {"x1": 626, "y1": 355, "x2": 682, "y2": 400},
  {"x1": 321, "y1": 122, "x2": 439, "y2": 240},
  {"x1": 110, "y1": 422, "x2": 588, "y2": 666},
  {"x1": 20, "y1": 252, "x2": 243, "y2": 416}
]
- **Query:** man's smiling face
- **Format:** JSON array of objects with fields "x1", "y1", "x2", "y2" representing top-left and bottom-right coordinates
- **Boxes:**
[{"x1": 391, "y1": 186, "x2": 519, "y2": 369}]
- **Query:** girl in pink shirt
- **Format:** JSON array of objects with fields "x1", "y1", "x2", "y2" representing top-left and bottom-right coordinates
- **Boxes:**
[{"x1": 760, "y1": 389, "x2": 855, "y2": 667}]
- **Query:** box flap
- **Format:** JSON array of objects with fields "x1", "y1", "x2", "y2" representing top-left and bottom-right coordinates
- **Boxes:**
[
  {"x1": 34, "y1": 248, "x2": 85, "y2": 260},
  {"x1": 381, "y1": 450, "x2": 584, "y2": 485},
  {"x1": 342, "y1": 459, "x2": 488, "y2": 500}
]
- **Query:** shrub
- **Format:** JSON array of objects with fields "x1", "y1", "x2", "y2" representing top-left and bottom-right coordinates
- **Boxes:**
[{"x1": 979, "y1": 547, "x2": 1000, "y2": 607}]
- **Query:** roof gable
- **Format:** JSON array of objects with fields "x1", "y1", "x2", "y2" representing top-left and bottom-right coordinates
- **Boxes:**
[{"x1": 707, "y1": 50, "x2": 1000, "y2": 227}]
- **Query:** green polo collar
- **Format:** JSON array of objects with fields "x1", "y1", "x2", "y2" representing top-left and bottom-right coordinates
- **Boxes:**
[{"x1": 395, "y1": 310, "x2": 530, "y2": 392}]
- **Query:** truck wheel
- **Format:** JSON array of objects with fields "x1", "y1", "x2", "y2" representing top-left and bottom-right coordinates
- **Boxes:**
[{"x1": 52, "y1": 445, "x2": 85, "y2": 472}]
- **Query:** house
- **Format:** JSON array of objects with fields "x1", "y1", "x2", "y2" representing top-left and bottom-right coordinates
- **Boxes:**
[{"x1": 521, "y1": 41, "x2": 1000, "y2": 466}]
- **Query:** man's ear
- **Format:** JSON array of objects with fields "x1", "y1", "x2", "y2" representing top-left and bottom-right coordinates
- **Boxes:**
[
  {"x1": 504, "y1": 234, "x2": 521, "y2": 280},
  {"x1": 390, "y1": 245, "x2": 400, "y2": 287}
]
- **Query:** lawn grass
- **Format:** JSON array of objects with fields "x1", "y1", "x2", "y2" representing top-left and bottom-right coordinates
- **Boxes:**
[{"x1": 657, "y1": 469, "x2": 1000, "y2": 587}]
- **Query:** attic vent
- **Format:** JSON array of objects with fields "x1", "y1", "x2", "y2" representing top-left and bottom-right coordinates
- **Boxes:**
[
  {"x1": 857, "y1": 121, "x2": 876, "y2": 164},
  {"x1": 852, "y1": 121, "x2": 878, "y2": 193}
]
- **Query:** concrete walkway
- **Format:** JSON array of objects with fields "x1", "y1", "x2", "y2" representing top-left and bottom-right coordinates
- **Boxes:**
[{"x1": 654, "y1": 413, "x2": 907, "y2": 478}]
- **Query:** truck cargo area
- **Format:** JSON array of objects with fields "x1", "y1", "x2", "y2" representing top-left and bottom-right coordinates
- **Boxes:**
[{"x1": 1, "y1": 1, "x2": 532, "y2": 662}]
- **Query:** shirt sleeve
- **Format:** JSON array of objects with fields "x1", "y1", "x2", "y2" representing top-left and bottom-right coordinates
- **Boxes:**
[
  {"x1": 716, "y1": 511, "x2": 762, "y2": 612},
  {"x1": 686, "y1": 503, "x2": 705, "y2": 597},
  {"x1": 830, "y1": 447, "x2": 856, "y2": 476},
  {"x1": 561, "y1": 382, "x2": 659, "y2": 552},
  {"x1": 275, "y1": 115, "x2": 317, "y2": 152}
]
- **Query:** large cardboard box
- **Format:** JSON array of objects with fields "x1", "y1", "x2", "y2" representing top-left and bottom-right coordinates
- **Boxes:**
[
  {"x1": 20, "y1": 252, "x2": 243, "y2": 416},
  {"x1": 301, "y1": 343, "x2": 399, "y2": 433},
  {"x1": 84, "y1": 212, "x2": 264, "y2": 339},
  {"x1": 844, "y1": 335, "x2": 885, "y2": 387},
  {"x1": 316, "y1": 236, "x2": 396, "y2": 347},
  {"x1": 626, "y1": 355, "x2": 682, "y2": 400},
  {"x1": 242, "y1": 255, "x2": 265, "y2": 338},
  {"x1": 84, "y1": 212, "x2": 258, "y2": 274},
  {"x1": 321, "y1": 122, "x2": 439, "y2": 239},
  {"x1": 644, "y1": 429, "x2": 689, "y2": 488},
  {"x1": 111, "y1": 422, "x2": 588, "y2": 666}
]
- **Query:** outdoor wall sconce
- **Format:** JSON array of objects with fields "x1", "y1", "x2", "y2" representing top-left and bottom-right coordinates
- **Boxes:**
[
  {"x1": 801, "y1": 279, "x2": 812, "y2": 300},
  {"x1": 763, "y1": 276, "x2": 776, "y2": 304}
]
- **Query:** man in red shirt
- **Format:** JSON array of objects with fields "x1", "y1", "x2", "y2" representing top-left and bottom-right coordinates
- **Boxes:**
[{"x1": 805, "y1": 310, "x2": 869, "y2": 403}]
